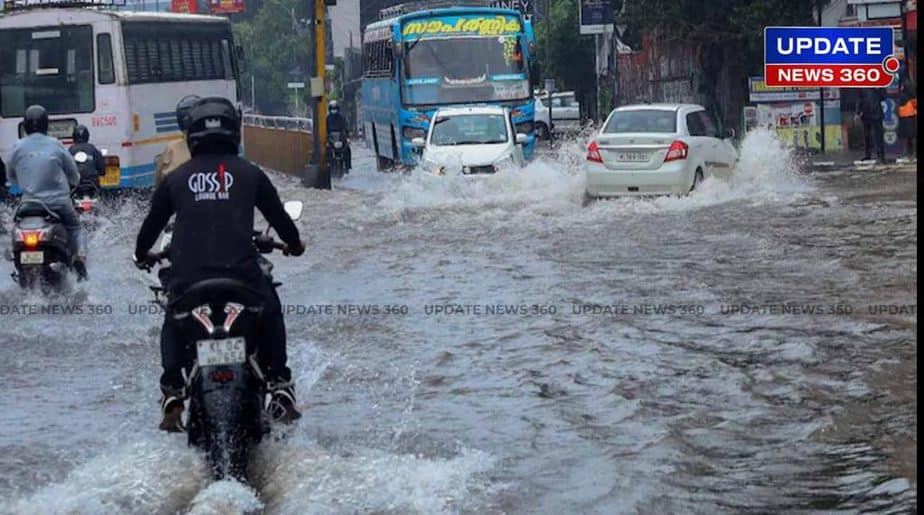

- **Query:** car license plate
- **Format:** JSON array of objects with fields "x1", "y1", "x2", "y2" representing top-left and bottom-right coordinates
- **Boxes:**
[
  {"x1": 616, "y1": 152, "x2": 650, "y2": 162},
  {"x1": 196, "y1": 337, "x2": 246, "y2": 366},
  {"x1": 19, "y1": 251, "x2": 44, "y2": 264},
  {"x1": 100, "y1": 166, "x2": 120, "y2": 187}
]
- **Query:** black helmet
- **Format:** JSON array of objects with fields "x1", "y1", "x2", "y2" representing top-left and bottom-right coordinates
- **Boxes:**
[
  {"x1": 176, "y1": 94, "x2": 201, "y2": 132},
  {"x1": 23, "y1": 105, "x2": 49, "y2": 135},
  {"x1": 73, "y1": 124, "x2": 90, "y2": 143},
  {"x1": 185, "y1": 96, "x2": 241, "y2": 154}
]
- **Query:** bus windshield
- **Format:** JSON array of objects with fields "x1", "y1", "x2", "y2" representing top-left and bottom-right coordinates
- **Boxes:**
[
  {"x1": 0, "y1": 25, "x2": 95, "y2": 117},
  {"x1": 402, "y1": 35, "x2": 529, "y2": 106}
]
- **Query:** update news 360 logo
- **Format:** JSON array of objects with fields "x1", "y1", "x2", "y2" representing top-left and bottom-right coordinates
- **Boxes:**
[{"x1": 764, "y1": 27, "x2": 900, "y2": 87}]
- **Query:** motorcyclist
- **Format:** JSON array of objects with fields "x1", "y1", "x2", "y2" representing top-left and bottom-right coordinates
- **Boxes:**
[
  {"x1": 6, "y1": 105, "x2": 87, "y2": 280},
  {"x1": 326, "y1": 100, "x2": 351, "y2": 170},
  {"x1": 68, "y1": 125, "x2": 105, "y2": 194},
  {"x1": 0, "y1": 156, "x2": 8, "y2": 201},
  {"x1": 154, "y1": 95, "x2": 198, "y2": 187},
  {"x1": 133, "y1": 96, "x2": 306, "y2": 431}
]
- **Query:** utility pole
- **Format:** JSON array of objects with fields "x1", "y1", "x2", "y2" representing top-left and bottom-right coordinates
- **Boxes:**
[
  {"x1": 816, "y1": 0, "x2": 825, "y2": 153},
  {"x1": 545, "y1": 0, "x2": 553, "y2": 148},
  {"x1": 306, "y1": 0, "x2": 330, "y2": 189}
]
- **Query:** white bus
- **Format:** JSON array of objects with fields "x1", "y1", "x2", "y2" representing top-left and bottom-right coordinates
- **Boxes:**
[{"x1": 0, "y1": 1, "x2": 240, "y2": 189}]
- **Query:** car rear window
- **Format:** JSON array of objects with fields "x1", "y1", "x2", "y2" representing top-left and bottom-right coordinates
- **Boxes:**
[{"x1": 604, "y1": 110, "x2": 677, "y2": 133}]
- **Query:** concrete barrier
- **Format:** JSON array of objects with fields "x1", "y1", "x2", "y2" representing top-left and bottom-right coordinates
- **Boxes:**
[{"x1": 242, "y1": 115, "x2": 313, "y2": 177}]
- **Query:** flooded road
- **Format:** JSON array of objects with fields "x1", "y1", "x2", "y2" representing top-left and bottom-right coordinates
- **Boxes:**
[{"x1": 0, "y1": 130, "x2": 916, "y2": 514}]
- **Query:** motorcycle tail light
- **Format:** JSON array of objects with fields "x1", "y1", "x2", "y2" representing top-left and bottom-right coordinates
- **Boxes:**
[
  {"x1": 210, "y1": 370, "x2": 235, "y2": 383},
  {"x1": 17, "y1": 230, "x2": 44, "y2": 248}
]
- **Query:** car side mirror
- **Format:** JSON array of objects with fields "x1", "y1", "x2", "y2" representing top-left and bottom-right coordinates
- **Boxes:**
[
  {"x1": 724, "y1": 128, "x2": 736, "y2": 139},
  {"x1": 515, "y1": 133, "x2": 527, "y2": 145},
  {"x1": 283, "y1": 200, "x2": 303, "y2": 221},
  {"x1": 411, "y1": 137, "x2": 425, "y2": 148}
]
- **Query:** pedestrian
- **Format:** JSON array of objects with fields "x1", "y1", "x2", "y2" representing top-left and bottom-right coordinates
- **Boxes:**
[
  {"x1": 856, "y1": 87, "x2": 886, "y2": 163},
  {"x1": 898, "y1": 74, "x2": 916, "y2": 160}
]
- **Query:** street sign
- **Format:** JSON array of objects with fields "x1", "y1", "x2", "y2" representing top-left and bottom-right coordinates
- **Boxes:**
[
  {"x1": 287, "y1": 82, "x2": 305, "y2": 89},
  {"x1": 579, "y1": 0, "x2": 614, "y2": 35},
  {"x1": 491, "y1": 0, "x2": 535, "y2": 19},
  {"x1": 544, "y1": 78, "x2": 556, "y2": 93}
]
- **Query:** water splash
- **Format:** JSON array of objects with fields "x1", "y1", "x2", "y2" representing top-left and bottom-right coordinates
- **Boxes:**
[
  {"x1": 252, "y1": 432, "x2": 497, "y2": 515},
  {"x1": 187, "y1": 480, "x2": 264, "y2": 515},
  {"x1": 1, "y1": 438, "x2": 208, "y2": 515}
]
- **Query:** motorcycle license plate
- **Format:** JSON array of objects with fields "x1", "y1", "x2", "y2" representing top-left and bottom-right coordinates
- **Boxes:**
[
  {"x1": 196, "y1": 337, "x2": 246, "y2": 366},
  {"x1": 19, "y1": 251, "x2": 44, "y2": 265}
]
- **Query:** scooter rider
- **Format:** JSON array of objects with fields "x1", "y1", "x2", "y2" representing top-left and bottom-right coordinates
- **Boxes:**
[
  {"x1": 326, "y1": 100, "x2": 351, "y2": 170},
  {"x1": 154, "y1": 95, "x2": 198, "y2": 187},
  {"x1": 68, "y1": 125, "x2": 105, "y2": 192},
  {"x1": 133, "y1": 96, "x2": 306, "y2": 431},
  {"x1": 6, "y1": 105, "x2": 87, "y2": 280}
]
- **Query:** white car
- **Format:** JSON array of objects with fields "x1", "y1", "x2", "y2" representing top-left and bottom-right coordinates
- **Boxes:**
[
  {"x1": 534, "y1": 91, "x2": 582, "y2": 139},
  {"x1": 584, "y1": 104, "x2": 738, "y2": 197},
  {"x1": 413, "y1": 106, "x2": 527, "y2": 176}
]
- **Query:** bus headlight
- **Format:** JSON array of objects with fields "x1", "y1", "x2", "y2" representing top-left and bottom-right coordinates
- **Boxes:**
[
  {"x1": 515, "y1": 121, "x2": 534, "y2": 135},
  {"x1": 402, "y1": 127, "x2": 426, "y2": 140}
]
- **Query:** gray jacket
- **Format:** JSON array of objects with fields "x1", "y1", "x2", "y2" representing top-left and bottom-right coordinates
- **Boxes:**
[{"x1": 7, "y1": 133, "x2": 79, "y2": 205}]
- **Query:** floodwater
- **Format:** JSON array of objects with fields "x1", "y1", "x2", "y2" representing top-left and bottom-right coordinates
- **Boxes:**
[{"x1": 0, "y1": 130, "x2": 916, "y2": 514}]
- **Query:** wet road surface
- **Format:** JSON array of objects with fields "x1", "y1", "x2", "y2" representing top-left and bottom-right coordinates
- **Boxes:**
[{"x1": 0, "y1": 130, "x2": 916, "y2": 514}]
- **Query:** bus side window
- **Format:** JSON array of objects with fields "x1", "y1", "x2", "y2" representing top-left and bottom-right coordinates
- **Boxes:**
[
  {"x1": 221, "y1": 40, "x2": 235, "y2": 81},
  {"x1": 97, "y1": 33, "x2": 115, "y2": 84}
]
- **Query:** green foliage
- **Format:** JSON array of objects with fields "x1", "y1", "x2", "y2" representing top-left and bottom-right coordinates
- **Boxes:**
[
  {"x1": 618, "y1": 0, "x2": 822, "y2": 74},
  {"x1": 534, "y1": 0, "x2": 596, "y2": 96},
  {"x1": 234, "y1": 0, "x2": 311, "y2": 114}
]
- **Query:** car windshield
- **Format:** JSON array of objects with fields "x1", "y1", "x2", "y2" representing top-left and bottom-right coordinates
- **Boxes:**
[
  {"x1": 430, "y1": 114, "x2": 508, "y2": 146},
  {"x1": 604, "y1": 110, "x2": 677, "y2": 133}
]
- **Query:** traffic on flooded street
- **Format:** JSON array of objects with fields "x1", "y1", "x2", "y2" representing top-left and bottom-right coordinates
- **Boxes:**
[{"x1": 0, "y1": 0, "x2": 917, "y2": 513}]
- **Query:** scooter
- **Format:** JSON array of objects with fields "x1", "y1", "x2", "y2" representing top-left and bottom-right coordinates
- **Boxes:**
[
  {"x1": 144, "y1": 200, "x2": 304, "y2": 482},
  {"x1": 327, "y1": 131, "x2": 348, "y2": 179},
  {"x1": 9, "y1": 200, "x2": 73, "y2": 292}
]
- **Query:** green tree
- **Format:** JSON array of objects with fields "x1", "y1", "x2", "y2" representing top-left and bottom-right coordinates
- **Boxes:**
[
  {"x1": 233, "y1": 0, "x2": 312, "y2": 115},
  {"x1": 617, "y1": 0, "x2": 823, "y2": 126},
  {"x1": 534, "y1": 0, "x2": 597, "y2": 114}
]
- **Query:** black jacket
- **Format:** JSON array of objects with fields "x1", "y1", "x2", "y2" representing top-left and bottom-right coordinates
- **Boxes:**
[
  {"x1": 134, "y1": 153, "x2": 301, "y2": 292},
  {"x1": 68, "y1": 143, "x2": 106, "y2": 184},
  {"x1": 0, "y1": 156, "x2": 6, "y2": 188},
  {"x1": 858, "y1": 88, "x2": 886, "y2": 121},
  {"x1": 326, "y1": 112, "x2": 349, "y2": 136}
]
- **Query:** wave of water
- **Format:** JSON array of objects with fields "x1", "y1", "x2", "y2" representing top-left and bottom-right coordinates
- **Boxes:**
[{"x1": 340, "y1": 128, "x2": 811, "y2": 220}]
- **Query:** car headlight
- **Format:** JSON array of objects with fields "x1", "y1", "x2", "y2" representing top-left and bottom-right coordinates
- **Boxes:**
[
  {"x1": 515, "y1": 121, "x2": 534, "y2": 135},
  {"x1": 402, "y1": 126, "x2": 426, "y2": 140}
]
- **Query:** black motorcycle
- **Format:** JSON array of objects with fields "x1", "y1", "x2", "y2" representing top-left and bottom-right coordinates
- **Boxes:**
[
  {"x1": 327, "y1": 131, "x2": 348, "y2": 179},
  {"x1": 9, "y1": 200, "x2": 73, "y2": 292},
  {"x1": 145, "y1": 201, "x2": 303, "y2": 482},
  {"x1": 72, "y1": 151, "x2": 101, "y2": 216}
]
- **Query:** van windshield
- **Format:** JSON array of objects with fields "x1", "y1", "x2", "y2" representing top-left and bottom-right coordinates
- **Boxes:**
[{"x1": 0, "y1": 25, "x2": 95, "y2": 117}]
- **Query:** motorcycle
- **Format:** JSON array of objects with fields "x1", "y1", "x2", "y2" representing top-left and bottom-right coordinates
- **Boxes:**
[
  {"x1": 72, "y1": 151, "x2": 100, "y2": 216},
  {"x1": 144, "y1": 200, "x2": 304, "y2": 482},
  {"x1": 327, "y1": 131, "x2": 348, "y2": 179},
  {"x1": 9, "y1": 200, "x2": 73, "y2": 292}
]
